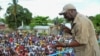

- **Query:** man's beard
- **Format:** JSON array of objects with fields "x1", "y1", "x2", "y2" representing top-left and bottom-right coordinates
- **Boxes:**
[{"x1": 66, "y1": 18, "x2": 74, "y2": 21}]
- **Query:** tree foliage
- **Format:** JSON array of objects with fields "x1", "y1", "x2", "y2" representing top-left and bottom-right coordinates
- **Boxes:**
[
  {"x1": 29, "y1": 16, "x2": 49, "y2": 28},
  {"x1": 53, "y1": 17, "x2": 65, "y2": 25},
  {"x1": 5, "y1": 4, "x2": 32, "y2": 29},
  {"x1": 47, "y1": 19, "x2": 53, "y2": 23},
  {"x1": 0, "y1": 6, "x2": 2, "y2": 11},
  {"x1": 89, "y1": 14, "x2": 100, "y2": 33},
  {"x1": 0, "y1": 18, "x2": 5, "y2": 23}
]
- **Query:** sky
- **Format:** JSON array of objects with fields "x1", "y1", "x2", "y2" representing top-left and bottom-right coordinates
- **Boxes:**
[{"x1": 0, "y1": 0, "x2": 100, "y2": 19}]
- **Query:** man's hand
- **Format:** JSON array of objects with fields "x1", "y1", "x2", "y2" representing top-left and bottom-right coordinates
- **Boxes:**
[{"x1": 59, "y1": 24, "x2": 72, "y2": 35}]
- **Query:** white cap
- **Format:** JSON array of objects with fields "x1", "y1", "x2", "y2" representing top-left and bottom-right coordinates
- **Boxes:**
[{"x1": 59, "y1": 4, "x2": 76, "y2": 15}]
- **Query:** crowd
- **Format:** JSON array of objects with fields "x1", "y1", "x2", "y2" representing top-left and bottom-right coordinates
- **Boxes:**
[{"x1": 0, "y1": 31, "x2": 74, "y2": 56}]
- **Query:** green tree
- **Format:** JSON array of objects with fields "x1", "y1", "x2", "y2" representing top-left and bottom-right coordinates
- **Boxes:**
[
  {"x1": 12, "y1": 0, "x2": 18, "y2": 29},
  {"x1": 53, "y1": 17, "x2": 65, "y2": 25},
  {"x1": 30, "y1": 16, "x2": 49, "y2": 28},
  {"x1": 47, "y1": 19, "x2": 53, "y2": 23},
  {"x1": 5, "y1": 4, "x2": 32, "y2": 29},
  {"x1": 89, "y1": 14, "x2": 100, "y2": 33},
  {"x1": 93, "y1": 14, "x2": 100, "y2": 33},
  {"x1": 0, "y1": 18, "x2": 5, "y2": 23},
  {"x1": 0, "y1": 6, "x2": 2, "y2": 11}
]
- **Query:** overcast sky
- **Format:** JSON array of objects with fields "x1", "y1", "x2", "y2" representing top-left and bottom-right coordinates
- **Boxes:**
[{"x1": 0, "y1": 0, "x2": 100, "y2": 19}]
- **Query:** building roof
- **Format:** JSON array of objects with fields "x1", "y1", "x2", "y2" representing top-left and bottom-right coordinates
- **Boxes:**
[
  {"x1": 0, "y1": 22, "x2": 5, "y2": 25},
  {"x1": 34, "y1": 26, "x2": 50, "y2": 30}
]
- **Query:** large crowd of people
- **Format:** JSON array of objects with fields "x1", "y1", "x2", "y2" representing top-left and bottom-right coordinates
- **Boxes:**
[{"x1": 0, "y1": 31, "x2": 74, "y2": 56}]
